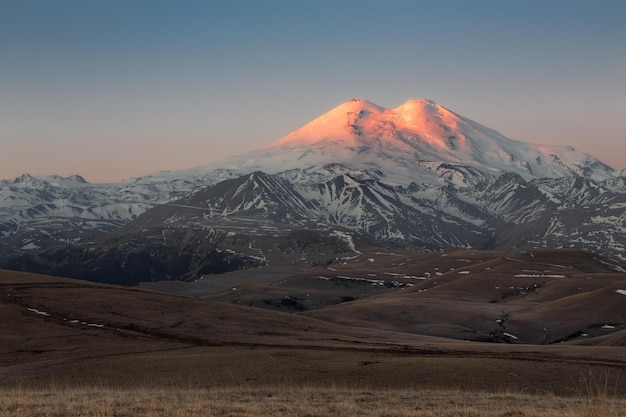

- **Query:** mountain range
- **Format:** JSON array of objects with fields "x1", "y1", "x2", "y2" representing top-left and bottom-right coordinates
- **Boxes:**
[{"x1": 2, "y1": 98, "x2": 625, "y2": 284}]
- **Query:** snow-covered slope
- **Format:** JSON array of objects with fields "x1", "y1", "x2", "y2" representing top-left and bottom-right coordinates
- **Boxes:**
[{"x1": 211, "y1": 98, "x2": 613, "y2": 185}]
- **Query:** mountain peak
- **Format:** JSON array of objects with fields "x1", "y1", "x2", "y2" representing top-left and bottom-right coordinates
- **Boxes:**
[
  {"x1": 8, "y1": 173, "x2": 89, "y2": 186},
  {"x1": 396, "y1": 98, "x2": 438, "y2": 110},
  {"x1": 213, "y1": 97, "x2": 614, "y2": 185},
  {"x1": 390, "y1": 98, "x2": 460, "y2": 133},
  {"x1": 341, "y1": 97, "x2": 442, "y2": 116},
  {"x1": 266, "y1": 98, "x2": 385, "y2": 149},
  {"x1": 343, "y1": 97, "x2": 383, "y2": 108},
  {"x1": 15, "y1": 173, "x2": 34, "y2": 183},
  {"x1": 328, "y1": 98, "x2": 386, "y2": 117}
]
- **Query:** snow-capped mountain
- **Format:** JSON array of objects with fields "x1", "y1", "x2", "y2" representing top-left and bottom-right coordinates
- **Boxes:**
[
  {"x1": 0, "y1": 172, "x2": 221, "y2": 260},
  {"x1": 211, "y1": 98, "x2": 614, "y2": 185},
  {"x1": 7, "y1": 167, "x2": 626, "y2": 285},
  {"x1": 2, "y1": 98, "x2": 625, "y2": 281}
]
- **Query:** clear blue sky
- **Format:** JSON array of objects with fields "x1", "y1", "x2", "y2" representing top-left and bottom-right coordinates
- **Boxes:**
[{"x1": 1, "y1": 0, "x2": 625, "y2": 182}]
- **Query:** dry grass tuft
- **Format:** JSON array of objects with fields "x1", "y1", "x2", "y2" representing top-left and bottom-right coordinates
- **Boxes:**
[
  {"x1": 1, "y1": 385, "x2": 625, "y2": 417},
  {"x1": 571, "y1": 368, "x2": 623, "y2": 417}
]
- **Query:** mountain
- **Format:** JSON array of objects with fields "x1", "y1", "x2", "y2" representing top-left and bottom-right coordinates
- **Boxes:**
[
  {"x1": 211, "y1": 98, "x2": 614, "y2": 185},
  {"x1": 2, "y1": 98, "x2": 626, "y2": 282},
  {"x1": 0, "y1": 170, "x2": 240, "y2": 262}
]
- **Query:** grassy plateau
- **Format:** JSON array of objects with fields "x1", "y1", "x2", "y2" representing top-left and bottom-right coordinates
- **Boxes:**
[{"x1": 2, "y1": 249, "x2": 626, "y2": 416}]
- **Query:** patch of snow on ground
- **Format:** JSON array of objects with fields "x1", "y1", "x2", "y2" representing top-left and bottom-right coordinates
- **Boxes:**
[
  {"x1": 514, "y1": 274, "x2": 565, "y2": 278},
  {"x1": 315, "y1": 275, "x2": 385, "y2": 285},
  {"x1": 601, "y1": 260, "x2": 626, "y2": 273},
  {"x1": 503, "y1": 332, "x2": 518, "y2": 340},
  {"x1": 331, "y1": 230, "x2": 361, "y2": 254},
  {"x1": 27, "y1": 308, "x2": 49, "y2": 316},
  {"x1": 65, "y1": 318, "x2": 105, "y2": 328},
  {"x1": 602, "y1": 325, "x2": 616, "y2": 329},
  {"x1": 616, "y1": 289, "x2": 626, "y2": 295},
  {"x1": 29, "y1": 307, "x2": 105, "y2": 328},
  {"x1": 21, "y1": 242, "x2": 40, "y2": 250}
]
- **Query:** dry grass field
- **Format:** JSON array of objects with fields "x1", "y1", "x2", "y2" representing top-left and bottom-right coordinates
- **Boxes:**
[
  {"x1": 2, "y1": 384, "x2": 626, "y2": 417},
  {"x1": 2, "y1": 250, "x2": 626, "y2": 416}
]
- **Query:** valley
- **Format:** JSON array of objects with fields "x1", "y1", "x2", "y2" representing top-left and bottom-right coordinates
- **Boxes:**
[{"x1": 2, "y1": 266, "x2": 626, "y2": 390}]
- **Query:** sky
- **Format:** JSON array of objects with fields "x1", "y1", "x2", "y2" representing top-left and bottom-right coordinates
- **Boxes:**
[{"x1": 1, "y1": 0, "x2": 625, "y2": 183}]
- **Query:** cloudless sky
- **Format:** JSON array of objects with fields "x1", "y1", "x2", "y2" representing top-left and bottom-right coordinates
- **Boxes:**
[{"x1": 1, "y1": 0, "x2": 625, "y2": 182}]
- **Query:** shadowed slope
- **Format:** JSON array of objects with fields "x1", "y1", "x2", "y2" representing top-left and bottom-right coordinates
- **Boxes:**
[{"x1": 300, "y1": 249, "x2": 626, "y2": 345}]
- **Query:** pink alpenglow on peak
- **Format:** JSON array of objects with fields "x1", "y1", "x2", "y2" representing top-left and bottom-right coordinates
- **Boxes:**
[
  {"x1": 269, "y1": 98, "x2": 385, "y2": 148},
  {"x1": 213, "y1": 98, "x2": 614, "y2": 186}
]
